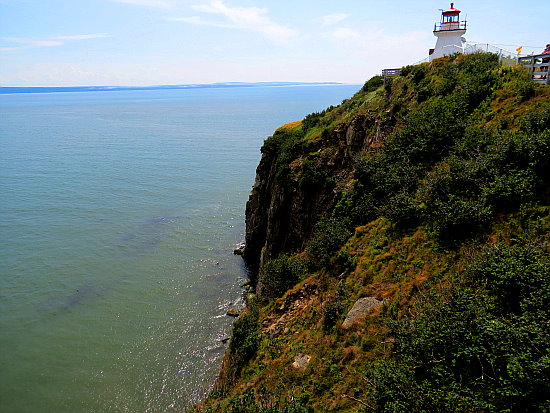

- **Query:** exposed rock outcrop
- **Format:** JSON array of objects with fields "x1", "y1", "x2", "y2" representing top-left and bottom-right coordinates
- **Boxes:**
[
  {"x1": 341, "y1": 297, "x2": 384, "y2": 329},
  {"x1": 242, "y1": 114, "x2": 391, "y2": 284},
  {"x1": 291, "y1": 353, "x2": 311, "y2": 370},
  {"x1": 242, "y1": 149, "x2": 336, "y2": 281}
]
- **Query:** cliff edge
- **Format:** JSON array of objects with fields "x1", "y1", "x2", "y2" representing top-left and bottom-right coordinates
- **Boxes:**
[{"x1": 198, "y1": 53, "x2": 550, "y2": 412}]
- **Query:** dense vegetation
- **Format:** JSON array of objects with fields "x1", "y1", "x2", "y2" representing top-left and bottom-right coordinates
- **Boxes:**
[{"x1": 197, "y1": 53, "x2": 550, "y2": 412}]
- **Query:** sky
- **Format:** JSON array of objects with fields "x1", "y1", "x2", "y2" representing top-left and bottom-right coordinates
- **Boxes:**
[{"x1": 0, "y1": 0, "x2": 548, "y2": 86}]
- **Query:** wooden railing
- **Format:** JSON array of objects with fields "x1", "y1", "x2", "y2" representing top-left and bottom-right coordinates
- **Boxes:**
[
  {"x1": 382, "y1": 68, "x2": 401, "y2": 80},
  {"x1": 518, "y1": 54, "x2": 550, "y2": 85}
]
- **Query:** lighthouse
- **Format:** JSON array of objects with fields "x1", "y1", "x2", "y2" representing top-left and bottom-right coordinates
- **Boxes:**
[{"x1": 429, "y1": 3, "x2": 467, "y2": 61}]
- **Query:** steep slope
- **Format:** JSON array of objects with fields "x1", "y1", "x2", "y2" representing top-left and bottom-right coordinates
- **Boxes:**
[{"x1": 198, "y1": 53, "x2": 550, "y2": 412}]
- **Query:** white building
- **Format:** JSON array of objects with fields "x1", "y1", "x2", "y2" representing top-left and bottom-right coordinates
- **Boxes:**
[{"x1": 429, "y1": 3, "x2": 467, "y2": 61}]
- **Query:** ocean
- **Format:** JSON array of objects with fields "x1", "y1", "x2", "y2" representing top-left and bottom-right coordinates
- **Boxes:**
[{"x1": 0, "y1": 84, "x2": 359, "y2": 412}]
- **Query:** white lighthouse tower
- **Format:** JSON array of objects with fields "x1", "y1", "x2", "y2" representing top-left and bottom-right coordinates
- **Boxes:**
[{"x1": 429, "y1": 3, "x2": 467, "y2": 61}]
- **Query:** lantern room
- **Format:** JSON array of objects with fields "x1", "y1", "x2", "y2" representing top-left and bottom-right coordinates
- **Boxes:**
[
  {"x1": 434, "y1": 3, "x2": 467, "y2": 32},
  {"x1": 439, "y1": 3, "x2": 461, "y2": 30}
]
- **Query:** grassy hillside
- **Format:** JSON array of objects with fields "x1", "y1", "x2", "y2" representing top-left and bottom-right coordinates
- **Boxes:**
[{"x1": 197, "y1": 53, "x2": 550, "y2": 412}]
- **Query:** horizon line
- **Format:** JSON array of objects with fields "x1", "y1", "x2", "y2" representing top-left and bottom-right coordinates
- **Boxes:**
[{"x1": 0, "y1": 81, "x2": 361, "y2": 95}]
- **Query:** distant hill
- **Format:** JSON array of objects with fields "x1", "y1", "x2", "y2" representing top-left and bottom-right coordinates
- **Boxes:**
[
  {"x1": 0, "y1": 82, "x2": 343, "y2": 95},
  {"x1": 197, "y1": 52, "x2": 550, "y2": 412}
]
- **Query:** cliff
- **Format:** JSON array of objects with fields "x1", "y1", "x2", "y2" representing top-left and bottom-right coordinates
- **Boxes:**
[{"x1": 198, "y1": 53, "x2": 550, "y2": 412}]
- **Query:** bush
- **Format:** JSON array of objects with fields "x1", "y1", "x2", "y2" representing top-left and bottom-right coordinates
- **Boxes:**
[
  {"x1": 520, "y1": 102, "x2": 550, "y2": 134},
  {"x1": 322, "y1": 301, "x2": 343, "y2": 332},
  {"x1": 384, "y1": 77, "x2": 393, "y2": 95},
  {"x1": 302, "y1": 106, "x2": 336, "y2": 134},
  {"x1": 299, "y1": 159, "x2": 334, "y2": 192},
  {"x1": 307, "y1": 218, "x2": 353, "y2": 269},
  {"x1": 400, "y1": 63, "x2": 427, "y2": 85},
  {"x1": 382, "y1": 192, "x2": 422, "y2": 229},
  {"x1": 426, "y1": 196, "x2": 493, "y2": 242},
  {"x1": 332, "y1": 185, "x2": 377, "y2": 227},
  {"x1": 259, "y1": 254, "x2": 307, "y2": 299},
  {"x1": 261, "y1": 127, "x2": 308, "y2": 181},
  {"x1": 228, "y1": 309, "x2": 260, "y2": 381},
  {"x1": 481, "y1": 169, "x2": 536, "y2": 211},
  {"x1": 369, "y1": 240, "x2": 550, "y2": 412},
  {"x1": 228, "y1": 387, "x2": 311, "y2": 413},
  {"x1": 508, "y1": 76, "x2": 536, "y2": 102},
  {"x1": 467, "y1": 242, "x2": 550, "y2": 315},
  {"x1": 390, "y1": 94, "x2": 468, "y2": 163},
  {"x1": 361, "y1": 75, "x2": 384, "y2": 93}
]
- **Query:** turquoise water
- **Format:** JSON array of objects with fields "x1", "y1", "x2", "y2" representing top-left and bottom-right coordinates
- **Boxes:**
[{"x1": 0, "y1": 85, "x2": 359, "y2": 412}]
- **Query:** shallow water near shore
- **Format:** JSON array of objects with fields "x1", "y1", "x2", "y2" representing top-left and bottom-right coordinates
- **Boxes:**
[{"x1": 0, "y1": 84, "x2": 358, "y2": 412}]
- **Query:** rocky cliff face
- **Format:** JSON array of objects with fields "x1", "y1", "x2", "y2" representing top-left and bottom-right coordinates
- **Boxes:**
[
  {"x1": 243, "y1": 149, "x2": 335, "y2": 280},
  {"x1": 242, "y1": 110, "x2": 395, "y2": 282}
]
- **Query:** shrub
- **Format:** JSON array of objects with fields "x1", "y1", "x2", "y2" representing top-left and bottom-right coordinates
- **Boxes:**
[
  {"x1": 307, "y1": 218, "x2": 353, "y2": 269},
  {"x1": 384, "y1": 77, "x2": 393, "y2": 95},
  {"x1": 260, "y1": 254, "x2": 307, "y2": 298},
  {"x1": 299, "y1": 159, "x2": 334, "y2": 192},
  {"x1": 261, "y1": 127, "x2": 308, "y2": 181},
  {"x1": 229, "y1": 309, "x2": 260, "y2": 379},
  {"x1": 322, "y1": 301, "x2": 342, "y2": 332},
  {"x1": 426, "y1": 196, "x2": 493, "y2": 242},
  {"x1": 361, "y1": 75, "x2": 384, "y2": 93},
  {"x1": 519, "y1": 102, "x2": 550, "y2": 134},
  {"x1": 481, "y1": 169, "x2": 536, "y2": 211},
  {"x1": 369, "y1": 239, "x2": 550, "y2": 412},
  {"x1": 467, "y1": 242, "x2": 550, "y2": 315},
  {"x1": 227, "y1": 387, "x2": 311, "y2": 413},
  {"x1": 508, "y1": 76, "x2": 536, "y2": 102},
  {"x1": 332, "y1": 185, "x2": 377, "y2": 227},
  {"x1": 302, "y1": 105, "x2": 336, "y2": 134},
  {"x1": 382, "y1": 192, "x2": 422, "y2": 229},
  {"x1": 390, "y1": 94, "x2": 468, "y2": 163},
  {"x1": 400, "y1": 63, "x2": 427, "y2": 85}
]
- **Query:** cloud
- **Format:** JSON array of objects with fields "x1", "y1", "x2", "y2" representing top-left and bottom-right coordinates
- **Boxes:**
[
  {"x1": 0, "y1": 35, "x2": 109, "y2": 52},
  {"x1": 318, "y1": 13, "x2": 350, "y2": 27},
  {"x1": 110, "y1": 0, "x2": 172, "y2": 8},
  {"x1": 52, "y1": 34, "x2": 110, "y2": 41},
  {"x1": 165, "y1": 16, "x2": 234, "y2": 28},
  {"x1": 168, "y1": 0, "x2": 297, "y2": 43}
]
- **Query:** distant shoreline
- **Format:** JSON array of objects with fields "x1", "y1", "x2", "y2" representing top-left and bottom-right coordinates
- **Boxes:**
[{"x1": 0, "y1": 82, "x2": 349, "y2": 95}]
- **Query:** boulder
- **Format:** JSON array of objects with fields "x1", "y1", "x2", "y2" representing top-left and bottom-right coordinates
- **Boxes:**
[
  {"x1": 341, "y1": 297, "x2": 383, "y2": 329},
  {"x1": 291, "y1": 353, "x2": 311, "y2": 370},
  {"x1": 226, "y1": 307, "x2": 240, "y2": 317},
  {"x1": 233, "y1": 242, "x2": 246, "y2": 255}
]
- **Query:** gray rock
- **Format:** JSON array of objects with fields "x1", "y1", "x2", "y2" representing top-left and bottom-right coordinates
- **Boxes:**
[
  {"x1": 226, "y1": 307, "x2": 240, "y2": 317},
  {"x1": 291, "y1": 353, "x2": 311, "y2": 370},
  {"x1": 233, "y1": 242, "x2": 246, "y2": 255},
  {"x1": 341, "y1": 297, "x2": 383, "y2": 329}
]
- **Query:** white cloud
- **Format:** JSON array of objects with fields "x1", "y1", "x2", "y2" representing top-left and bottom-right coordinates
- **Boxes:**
[
  {"x1": 0, "y1": 38, "x2": 62, "y2": 51},
  {"x1": 0, "y1": 35, "x2": 109, "y2": 52},
  {"x1": 168, "y1": 0, "x2": 297, "y2": 43},
  {"x1": 52, "y1": 34, "x2": 110, "y2": 41},
  {"x1": 318, "y1": 13, "x2": 350, "y2": 27},
  {"x1": 165, "y1": 16, "x2": 234, "y2": 28},
  {"x1": 111, "y1": 0, "x2": 172, "y2": 8}
]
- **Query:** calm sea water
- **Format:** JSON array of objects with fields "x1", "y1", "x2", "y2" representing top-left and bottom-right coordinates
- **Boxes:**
[{"x1": 0, "y1": 85, "x2": 359, "y2": 412}]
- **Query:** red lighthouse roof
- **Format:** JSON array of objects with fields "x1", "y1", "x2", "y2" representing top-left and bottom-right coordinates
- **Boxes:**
[{"x1": 442, "y1": 3, "x2": 461, "y2": 14}]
